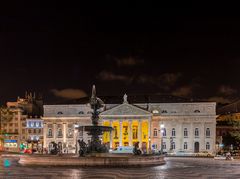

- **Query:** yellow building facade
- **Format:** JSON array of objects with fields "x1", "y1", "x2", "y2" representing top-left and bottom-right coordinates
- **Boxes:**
[{"x1": 100, "y1": 100, "x2": 153, "y2": 151}]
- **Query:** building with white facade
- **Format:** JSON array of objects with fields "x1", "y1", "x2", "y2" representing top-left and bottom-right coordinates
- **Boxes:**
[
  {"x1": 42, "y1": 104, "x2": 93, "y2": 153},
  {"x1": 42, "y1": 95, "x2": 217, "y2": 154}
]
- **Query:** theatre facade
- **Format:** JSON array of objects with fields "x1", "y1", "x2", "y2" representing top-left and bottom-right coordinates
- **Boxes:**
[{"x1": 42, "y1": 95, "x2": 217, "y2": 154}]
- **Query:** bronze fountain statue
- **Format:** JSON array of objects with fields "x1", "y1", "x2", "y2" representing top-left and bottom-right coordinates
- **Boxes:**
[{"x1": 77, "y1": 85, "x2": 113, "y2": 156}]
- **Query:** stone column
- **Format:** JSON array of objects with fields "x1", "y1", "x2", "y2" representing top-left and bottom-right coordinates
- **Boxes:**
[
  {"x1": 190, "y1": 122, "x2": 193, "y2": 151},
  {"x1": 110, "y1": 120, "x2": 113, "y2": 148},
  {"x1": 179, "y1": 120, "x2": 183, "y2": 150},
  {"x1": 53, "y1": 122, "x2": 56, "y2": 141},
  {"x1": 201, "y1": 122, "x2": 205, "y2": 151},
  {"x1": 148, "y1": 118, "x2": 151, "y2": 151},
  {"x1": 138, "y1": 120, "x2": 142, "y2": 147},
  {"x1": 129, "y1": 120, "x2": 132, "y2": 146},
  {"x1": 43, "y1": 122, "x2": 47, "y2": 148},
  {"x1": 63, "y1": 123, "x2": 66, "y2": 143},
  {"x1": 119, "y1": 120, "x2": 122, "y2": 146}
]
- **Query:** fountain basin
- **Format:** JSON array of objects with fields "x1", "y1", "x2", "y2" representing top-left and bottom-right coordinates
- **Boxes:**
[{"x1": 18, "y1": 154, "x2": 165, "y2": 167}]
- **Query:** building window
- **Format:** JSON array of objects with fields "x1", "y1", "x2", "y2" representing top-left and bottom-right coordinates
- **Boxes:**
[
  {"x1": 22, "y1": 129, "x2": 25, "y2": 134},
  {"x1": 15, "y1": 129, "x2": 18, "y2": 133},
  {"x1": 184, "y1": 128, "x2": 188, "y2": 137},
  {"x1": 162, "y1": 128, "x2": 166, "y2": 137},
  {"x1": 38, "y1": 129, "x2": 41, "y2": 133},
  {"x1": 78, "y1": 111, "x2": 84, "y2": 114},
  {"x1": 57, "y1": 111, "x2": 63, "y2": 115},
  {"x1": 172, "y1": 128, "x2": 176, "y2": 137},
  {"x1": 163, "y1": 142, "x2": 166, "y2": 149},
  {"x1": 57, "y1": 128, "x2": 63, "y2": 137},
  {"x1": 162, "y1": 110, "x2": 168, "y2": 113},
  {"x1": 206, "y1": 142, "x2": 210, "y2": 150},
  {"x1": 153, "y1": 128, "x2": 158, "y2": 137},
  {"x1": 206, "y1": 128, "x2": 210, "y2": 138},
  {"x1": 28, "y1": 129, "x2": 31, "y2": 134},
  {"x1": 15, "y1": 123, "x2": 18, "y2": 127},
  {"x1": 171, "y1": 142, "x2": 175, "y2": 150},
  {"x1": 195, "y1": 128, "x2": 199, "y2": 137},
  {"x1": 194, "y1": 110, "x2": 200, "y2": 113},
  {"x1": 184, "y1": 142, "x2": 188, "y2": 150},
  {"x1": 67, "y1": 128, "x2": 73, "y2": 138},
  {"x1": 9, "y1": 123, "x2": 13, "y2": 127},
  {"x1": 33, "y1": 129, "x2": 36, "y2": 133},
  {"x1": 48, "y1": 128, "x2": 52, "y2": 137}
]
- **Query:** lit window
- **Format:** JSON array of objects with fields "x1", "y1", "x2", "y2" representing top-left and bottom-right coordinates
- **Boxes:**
[
  {"x1": 206, "y1": 142, "x2": 210, "y2": 150},
  {"x1": 48, "y1": 128, "x2": 52, "y2": 137},
  {"x1": 206, "y1": 128, "x2": 210, "y2": 137},
  {"x1": 68, "y1": 128, "x2": 73, "y2": 138},
  {"x1": 162, "y1": 128, "x2": 166, "y2": 137},
  {"x1": 163, "y1": 142, "x2": 166, "y2": 149},
  {"x1": 153, "y1": 128, "x2": 158, "y2": 137},
  {"x1": 152, "y1": 110, "x2": 159, "y2": 114},
  {"x1": 195, "y1": 128, "x2": 199, "y2": 137},
  {"x1": 184, "y1": 142, "x2": 188, "y2": 150},
  {"x1": 184, "y1": 128, "x2": 188, "y2": 137},
  {"x1": 171, "y1": 142, "x2": 175, "y2": 150},
  {"x1": 57, "y1": 128, "x2": 63, "y2": 137},
  {"x1": 172, "y1": 128, "x2": 176, "y2": 137}
]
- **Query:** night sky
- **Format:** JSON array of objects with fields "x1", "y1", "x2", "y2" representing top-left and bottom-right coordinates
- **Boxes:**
[{"x1": 0, "y1": 5, "x2": 239, "y2": 105}]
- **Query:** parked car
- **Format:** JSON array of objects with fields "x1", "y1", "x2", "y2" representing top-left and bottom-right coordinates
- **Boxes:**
[
  {"x1": 110, "y1": 146, "x2": 134, "y2": 154},
  {"x1": 196, "y1": 151, "x2": 213, "y2": 157},
  {"x1": 175, "y1": 150, "x2": 195, "y2": 156},
  {"x1": 214, "y1": 155, "x2": 234, "y2": 160}
]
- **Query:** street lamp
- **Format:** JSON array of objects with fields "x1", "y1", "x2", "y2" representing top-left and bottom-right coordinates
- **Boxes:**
[
  {"x1": 160, "y1": 124, "x2": 165, "y2": 155},
  {"x1": 148, "y1": 137, "x2": 151, "y2": 154}
]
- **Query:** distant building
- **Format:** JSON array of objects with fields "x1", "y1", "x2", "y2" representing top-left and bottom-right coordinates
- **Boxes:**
[
  {"x1": 42, "y1": 94, "x2": 216, "y2": 155},
  {"x1": 42, "y1": 104, "x2": 92, "y2": 153},
  {"x1": 1, "y1": 92, "x2": 43, "y2": 152}
]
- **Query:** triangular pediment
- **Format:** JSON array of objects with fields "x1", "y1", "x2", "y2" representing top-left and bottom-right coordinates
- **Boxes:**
[{"x1": 100, "y1": 103, "x2": 152, "y2": 116}]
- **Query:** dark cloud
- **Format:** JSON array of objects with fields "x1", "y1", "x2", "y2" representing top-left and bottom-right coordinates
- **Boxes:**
[
  {"x1": 171, "y1": 85, "x2": 193, "y2": 97},
  {"x1": 97, "y1": 71, "x2": 129, "y2": 81},
  {"x1": 218, "y1": 85, "x2": 237, "y2": 96},
  {"x1": 207, "y1": 96, "x2": 232, "y2": 104},
  {"x1": 51, "y1": 89, "x2": 87, "y2": 99},
  {"x1": 114, "y1": 57, "x2": 144, "y2": 67}
]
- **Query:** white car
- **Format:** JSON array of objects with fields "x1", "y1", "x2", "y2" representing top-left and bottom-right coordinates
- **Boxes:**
[
  {"x1": 196, "y1": 151, "x2": 213, "y2": 157},
  {"x1": 110, "y1": 146, "x2": 134, "y2": 154}
]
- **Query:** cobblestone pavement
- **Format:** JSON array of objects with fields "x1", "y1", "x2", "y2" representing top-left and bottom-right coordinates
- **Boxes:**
[{"x1": 1, "y1": 156, "x2": 240, "y2": 179}]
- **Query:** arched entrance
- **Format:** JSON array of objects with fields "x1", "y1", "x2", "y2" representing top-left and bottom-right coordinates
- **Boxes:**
[{"x1": 194, "y1": 142, "x2": 199, "y2": 153}]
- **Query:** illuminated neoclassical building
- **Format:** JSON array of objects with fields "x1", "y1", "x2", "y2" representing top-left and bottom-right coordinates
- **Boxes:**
[
  {"x1": 42, "y1": 94, "x2": 217, "y2": 154},
  {"x1": 100, "y1": 95, "x2": 216, "y2": 154}
]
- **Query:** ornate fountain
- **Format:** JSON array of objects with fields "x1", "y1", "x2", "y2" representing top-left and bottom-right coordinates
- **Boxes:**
[{"x1": 77, "y1": 85, "x2": 113, "y2": 155}]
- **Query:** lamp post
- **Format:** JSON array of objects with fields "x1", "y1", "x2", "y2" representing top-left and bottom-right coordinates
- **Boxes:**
[
  {"x1": 148, "y1": 137, "x2": 151, "y2": 154},
  {"x1": 160, "y1": 124, "x2": 164, "y2": 155}
]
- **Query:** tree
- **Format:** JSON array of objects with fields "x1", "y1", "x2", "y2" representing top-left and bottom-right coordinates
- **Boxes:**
[
  {"x1": 0, "y1": 107, "x2": 14, "y2": 135},
  {"x1": 219, "y1": 119, "x2": 240, "y2": 149}
]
